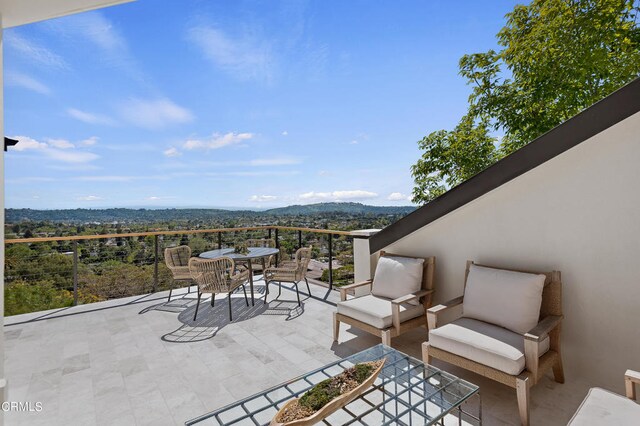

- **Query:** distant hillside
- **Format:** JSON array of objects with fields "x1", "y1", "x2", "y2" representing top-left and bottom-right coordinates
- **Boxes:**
[
  {"x1": 5, "y1": 208, "x2": 248, "y2": 223},
  {"x1": 262, "y1": 202, "x2": 415, "y2": 216},
  {"x1": 5, "y1": 203, "x2": 415, "y2": 223}
]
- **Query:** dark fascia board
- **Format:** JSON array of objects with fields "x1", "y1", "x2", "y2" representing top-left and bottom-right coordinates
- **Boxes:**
[{"x1": 370, "y1": 77, "x2": 640, "y2": 253}]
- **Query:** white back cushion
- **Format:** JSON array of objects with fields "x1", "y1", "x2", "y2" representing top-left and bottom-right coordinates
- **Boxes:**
[
  {"x1": 463, "y1": 264, "x2": 546, "y2": 334},
  {"x1": 371, "y1": 255, "x2": 424, "y2": 303}
]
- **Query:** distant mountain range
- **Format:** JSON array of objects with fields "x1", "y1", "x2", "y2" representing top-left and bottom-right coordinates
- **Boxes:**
[{"x1": 5, "y1": 203, "x2": 415, "y2": 223}]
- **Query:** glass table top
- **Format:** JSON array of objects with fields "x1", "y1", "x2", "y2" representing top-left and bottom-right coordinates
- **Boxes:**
[{"x1": 186, "y1": 344, "x2": 480, "y2": 426}]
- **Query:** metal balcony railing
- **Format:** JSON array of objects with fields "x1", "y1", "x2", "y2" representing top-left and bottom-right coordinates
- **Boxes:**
[{"x1": 4, "y1": 226, "x2": 362, "y2": 316}]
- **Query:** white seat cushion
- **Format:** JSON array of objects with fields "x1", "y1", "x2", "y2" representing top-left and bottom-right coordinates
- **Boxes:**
[
  {"x1": 568, "y1": 388, "x2": 640, "y2": 425},
  {"x1": 372, "y1": 255, "x2": 424, "y2": 305},
  {"x1": 463, "y1": 264, "x2": 546, "y2": 334},
  {"x1": 336, "y1": 294, "x2": 425, "y2": 329},
  {"x1": 429, "y1": 318, "x2": 550, "y2": 375}
]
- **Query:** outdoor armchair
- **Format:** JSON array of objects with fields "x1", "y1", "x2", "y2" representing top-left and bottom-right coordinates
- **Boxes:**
[
  {"x1": 568, "y1": 370, "x2": 640, "y2": 425},
  {"x1": 164, "y1": 245, "x2": 194, "y2": 301},
  {"x1": 422, "y1": 260, "x2": 564, "y2": 426},
  {"x1": 333, "y1": 251, "x2": 435, "y2": 346},
  {"x1": 263, "y1": 246, "x2": 312, "y2": 306},
  {"x1": 188, "y1": 256, "x2": 250, "y2": 322}
]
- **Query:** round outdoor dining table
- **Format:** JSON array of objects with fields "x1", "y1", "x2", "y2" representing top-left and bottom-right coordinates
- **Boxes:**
[{"x1": 198, "y1": 247, "x2": 279, "y2": 306}]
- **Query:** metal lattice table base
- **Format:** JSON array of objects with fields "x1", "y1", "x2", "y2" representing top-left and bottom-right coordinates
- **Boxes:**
[{"x1": 186, "y1": 344, "x2": 481, "y2": 426}]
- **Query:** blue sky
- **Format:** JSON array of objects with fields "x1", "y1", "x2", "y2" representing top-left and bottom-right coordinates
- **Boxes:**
[{"x1": 4, "y1": 0, "x2": 520, "y2": 209}]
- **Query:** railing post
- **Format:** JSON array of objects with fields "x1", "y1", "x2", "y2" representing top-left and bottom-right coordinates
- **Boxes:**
[
  {"x1": 298, "y1": 230, "x2": 302, "y2": 250},
  {"x1": 268, "y1": 228, "x2": 272, "y2": 240},
  {"x1": 218, "y1": 232, "x2": 222, "y2": 249},
  {"x1": 73, "y1": 240, "x2": 78, "y2": 306},
  {"x1": 328, "y1": 233, "x2": 333, "y2": 289},
  {"x1": 275, "y1": 228, "x2": 279, "y2": 266},
  {"x1": 153, "y1": 235, "x2": 159, "y2": 293}
]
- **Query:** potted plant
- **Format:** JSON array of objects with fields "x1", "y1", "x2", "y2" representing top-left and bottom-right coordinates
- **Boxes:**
[{"x1": 271, "y1": 359, "x2": 386, "y2": 426}]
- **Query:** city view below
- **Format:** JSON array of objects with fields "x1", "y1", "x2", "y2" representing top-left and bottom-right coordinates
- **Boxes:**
[{"x1": 4, "y1": 202, "x2": 412, "y2": 316}]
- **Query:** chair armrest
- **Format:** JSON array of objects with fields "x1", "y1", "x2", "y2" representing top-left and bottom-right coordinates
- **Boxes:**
[
  {"x1": 625, "y1": 370, "x2": 640, "y2": 400},
  {"x1": 391, "y1": 289, "x2": 433, "y2": 305},
  {"x1": 524, "y1": 315, "x2": 563, "y2": 342},
  {"x1": 390, "y1": 290, "x2": 434, "y2": 330},
  {"x1": 426, "y1": 296, "x2": 464, "y2": 330},
  {"x1": 338, "y1": 280, "x2": 372, "y2": 301},
  {"x1": 523, "y1": 315, "x2": 563, "y2": 378}
]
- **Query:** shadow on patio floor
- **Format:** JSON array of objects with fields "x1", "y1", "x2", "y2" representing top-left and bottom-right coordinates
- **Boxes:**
[{"x1": 139, "y1": 286, "x2": 309, "y2": 343}]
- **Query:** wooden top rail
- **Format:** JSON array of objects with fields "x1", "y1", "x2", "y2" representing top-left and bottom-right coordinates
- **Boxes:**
[{"x1": 5, "y1": 225, "x2": 354, "y2": 244}]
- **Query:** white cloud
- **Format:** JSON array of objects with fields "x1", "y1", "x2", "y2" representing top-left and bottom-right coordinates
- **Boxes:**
[
  {"x1": 10, "y1": 136, "x2": 48, "y2": 151},
  {"x1": 249, "y1": 195, "x2": 278, "y2": 202},
  {"x1": 299, "y1": 190, "x2": 378, "y2": 202},
  {"x1": 249, "y1": 157, "x2": 300, "y2": 166},
  {"x1": 119, "y1": 98, "x2": 194, "y2": 129},
  {"x1": 387, "y1": 192, "x2": 412, "y2": 201},
  {"x1": 183, "y1": 132, "x2": 253, "y2": 150},
  {"x1": 5, "y1": 33, "x2": 68, "y2": 69},
  {"x1": 5, "y1": 72, "x2": 51, "y2": 95},
  {"x1": 145, "y1": 196, "x2": 175, "y2": 201},
  {"x1": 282, "y1": 131, "x2": 288, "y2": 136},
  {"x1": 47, "y1": 12, "x2": 143, "y2": 80},
  {"x1": 47, "y1": 139, "x2": 74, "y2": 149},
  {"x1": 333, "y1": 190, "x2": 378, "y2": 200},
  {"x1": 187, "y1": 25, "x2": 273, "y2": 82},
  {"x1": 8, "y1": 135, "x2": 99, "y2": 164},
  {"x1": 79, "y1": 136, "x2": 99, "y2": 146},
  {"x1": 163, "y1": 147, "x2": 182, "y2": 157},
  {"x1": 47, "y1": 150, "x2": 99, "y2": 163},
  {"x1": 350, "y1": 140, "x2": 358, "y2": 144},
  {"x1": 74, "y1": 175, "x2": 165, "y2": 182},
  {"x1": 77, "y1": 195, "x2": 102, "y2": 201},
  {"x1": 67, "y1": 108, "x2": 115, "y2": 126},
  {"x1": 6, "y1": 177, "x2": 56, "y2": 184}
]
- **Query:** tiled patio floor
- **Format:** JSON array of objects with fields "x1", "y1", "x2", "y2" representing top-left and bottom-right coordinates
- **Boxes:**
[{"x1": 5, "y1": 280, "x2": 589, "y2": 425}]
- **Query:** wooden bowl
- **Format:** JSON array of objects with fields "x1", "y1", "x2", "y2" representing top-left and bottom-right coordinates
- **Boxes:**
[{"x1": 270, "y1": 359, "x2": 386, "y2": 426}]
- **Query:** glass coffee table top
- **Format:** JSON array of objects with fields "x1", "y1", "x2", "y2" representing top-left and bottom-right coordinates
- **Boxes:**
[{"x1": 186, "y1": 344, "x2": 481, "y2": 425}]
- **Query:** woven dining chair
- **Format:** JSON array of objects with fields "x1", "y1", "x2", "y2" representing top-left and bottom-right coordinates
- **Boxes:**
[
  {"x1": 164, "y1": 245, "x2": 194, "y2": 301},
  {"x1": 245, "y1": 238, "x2": 278, "y2": 272},
  {"x1": 188, "y1": 257, "x2": 250, "y2": 321},
  {"x1": 263, "y1": 246, "x2": 312, "y2": 306}
]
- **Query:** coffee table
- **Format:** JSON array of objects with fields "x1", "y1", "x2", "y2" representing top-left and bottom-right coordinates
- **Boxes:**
[{"x1": 186, "y1": 344, "x2": 481, "y2": 425}]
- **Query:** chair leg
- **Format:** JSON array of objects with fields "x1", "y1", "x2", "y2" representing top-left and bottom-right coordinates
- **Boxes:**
[
  {"x1": 421, "y1": 342, "x2": 432, "y2": 364},
  {"x1": 305, "y1": 277, "x2": 311, "y2": 295},
  {"x1": 381, "y1": 330, "x2": 392, "y2": 346},
  {"x1": 242, "y1": 285, "x2": 248, "y2": 306},
  {"x1": 553, "y1": 356, "x2": 565, "y2": 383},
  {"x1": 516, "y1": 376, "x2": 531, "y2": 426},
  {"x1": 228, "y1": 294, "x2": 233, "y2": 322},
  {"x1": 168, "y1": 286, "x2": 173, "y2": 302},
  {"x1": 277, "y1": 282, "x2": 282, "y2": 298},
  {"x1": 193, "y1": 292, "x2": 202, "y2": 321},
  {"x1": 294, "y1": 282, "x2": 301, "y2": 306},
  {"x1": 264, "y1": 280, "x2": 270, "y2": 304},
  {"x1": 333, "y1": 312, "x2": 340, "y2": 342},
  {"x1": 210, "y1": 294, "x2": 215, "y2": 307}
]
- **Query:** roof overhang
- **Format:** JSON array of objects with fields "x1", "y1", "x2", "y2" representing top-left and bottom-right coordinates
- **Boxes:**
[{"x1": 0, "y1": 0, "x2": 135, "y2": 29}]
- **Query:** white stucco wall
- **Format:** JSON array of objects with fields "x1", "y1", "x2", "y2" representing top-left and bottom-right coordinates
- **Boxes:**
[{"x1": 382, "y1": 110, "x2": 640, "y2": 392}]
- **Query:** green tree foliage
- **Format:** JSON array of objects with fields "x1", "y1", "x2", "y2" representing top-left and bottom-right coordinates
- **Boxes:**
[{"x1": 412, "y1": 0, "x2": 640, "y2": 204}]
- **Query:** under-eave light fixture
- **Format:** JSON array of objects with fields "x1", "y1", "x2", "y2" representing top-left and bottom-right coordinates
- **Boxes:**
[{"x1": 4, "y1": 137, "x2": 18, "y2": 151}]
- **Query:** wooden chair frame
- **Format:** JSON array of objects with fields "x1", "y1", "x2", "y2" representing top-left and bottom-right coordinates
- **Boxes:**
[
  {"x1": 333, "y1": 251, "x2": 435, "y2": 346},
  {"x1": 422, "y1": 260, "x2": 564, "y2": 426}
]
